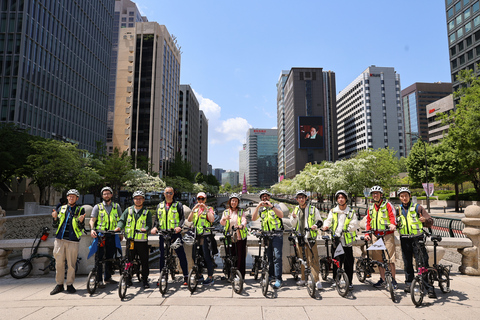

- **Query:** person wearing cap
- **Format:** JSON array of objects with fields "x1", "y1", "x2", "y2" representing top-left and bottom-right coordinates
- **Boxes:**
[
  {"x1": 50, "y1": 189, "x2": 86, "y2": 295},
  {"x1": 89, "y1": 186, "x2": 122, "y2": 288},
  {"x1": 151, "y1": 186, "x2": 189, "y2": 286},
  {"x1": 364, "y1": 185, "x2": 398, "y2": 289},
  {"x1": 114, "y1": 190, "x2": 152, "y2": 289},
  {"x1": 187, "y1": 192, "x2": 216, "y2": 285},
  {"x1": 290, "y1": 190, "x2": 323, "y2": 290},
  {"x1": 220, "y1": 193, "x2": 248, "y2": 278},
  {"x1": 396, "y1": 187, "x2": 435, "y2": 297},
  {"x1": 322, "y1": 190, "x2": 359, "y2": 290},
  {"x1": 252, "y1": 189, "x2": 284, "y2": 289}
]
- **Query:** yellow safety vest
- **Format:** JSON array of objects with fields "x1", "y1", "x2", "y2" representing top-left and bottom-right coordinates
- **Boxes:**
[
  {"x1": 125, "y1": 207, "x2": 149, "y2": 240},
  {"x1": 293, "y1": 205, "x2": 318, "y2": 239},
  {"x1": 331, "y1": 208, "x2": 357, "y2": 245},
  {"x1": 260, "y1": 207, "x2": 283, "y2": 231},
  {"x1": 369, "y1": 201, "x2": 391, "y2": 231},
  {"x1": 157, "y1": 202, "x2": 180, "y2": 230},
  {"x1": 56, "y1": 205, "x2": 83, "y2": 239},
  {"x1": 96, "y1": 202, "x2": 119, "y2": 231},
  {"x1": 224, "y1": 209, "x2": 247, "y2": 240},
  {"x1": 193, "y1": 207, "x2": 213, "y2": 235},
  {"x1": 397, "y1": 203, "x2": 424, "y2": 236}
]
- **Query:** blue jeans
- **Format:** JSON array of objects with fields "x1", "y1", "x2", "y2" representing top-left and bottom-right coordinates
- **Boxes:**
[
  {"x1": 159, "y1": 233, "x2": 188, "y2": 277},
  {"x1": 267, "y1": 234, "x2": 283, "y2": 281},
  {"x1": 192, "y1": 236, "x2": 215, "y2": 277}
]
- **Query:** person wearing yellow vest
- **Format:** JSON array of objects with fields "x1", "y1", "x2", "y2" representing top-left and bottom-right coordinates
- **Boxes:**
[
  {"x1": 396, "y1": 187, "x2": 435, "y2": 297},
  {"x1": 364, "y1": 185, "x2": 398, "y2": 289},
  {"x1": 322, "y1": 190, "x2": 359, "y2": 290},
  {"x1": 252, "y1": 189, "x2": 284, "y2": 289},
  {"x1": 89, "y1": 186, "x2": 122, "y2": 288},
  {"x1": 50, "y1": 189, "x2": 86, "y2": 295},
  {"x1": 151, "y1": 186, "x2": 189, "y2": 285},
  {"x1": 115, "y1": 190, "x2": 152, "y2": 289},
  {"x1": 187, "y1": 192, "x2": 216, "y2": 285},
  {"x1": 290, "y1": 190, "x2": 323, "y2": 290},
  {"x1": 220, "y1": 193, "x2": 248, "y2": 278}
]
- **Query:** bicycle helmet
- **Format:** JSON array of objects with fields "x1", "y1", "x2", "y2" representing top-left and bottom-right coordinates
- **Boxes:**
[
  {"x1": 370, "y1": 185, "x2": 383, "y2": 194},
  {"x1": 397, "y1": 187, "x2": 411, "y2": 195},
  {"x1": 229, "y1": 193, "x2": 241, "y2": 201},
  {"x1": 335, "y1": 190, "x2": 348, "y2": 201},
  {"x1": 132, "y1": 190, "x2": 145, "y2": 198},
  {"x1": 101, "y1": 186, "x2": 113, "y2": 194},
  {"x1": 259, "y1": 189, "x2": 272, "y2": 198},
  {"x1": 66, "y1": 189, "x2": 80, "y2": 197},
  {"x1": 171, "y1": 238, "x2": 183, "y2": 249},
  {"x1": 183, "y1": 231, "x2": 195, "y2": 245},
  {"x1": 295, "y1": 190, "x2": 308, "y2": 198}
]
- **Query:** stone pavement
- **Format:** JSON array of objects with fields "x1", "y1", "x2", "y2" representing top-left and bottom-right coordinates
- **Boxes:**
[{"x1": 0, "y1": 267, "x2": 479, "y2": 320}]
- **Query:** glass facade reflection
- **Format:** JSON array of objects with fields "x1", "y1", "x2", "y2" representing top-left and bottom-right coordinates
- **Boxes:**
[{"x1": 246, "y1": 129, "x2": 278, "y2": 188}]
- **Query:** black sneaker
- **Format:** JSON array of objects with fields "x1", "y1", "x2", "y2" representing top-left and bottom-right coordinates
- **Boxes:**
[
  {"x1": 373, "y1": 279, "x2": 384, "y2": 288},
  {"x1": 50, "y1": 285, "x2": 64, "y2": 295},
  {"x1": 428, "y1": 290, "x2": 437, "y2": 299},
  {"x1": 143, "y1": 282, "x2": 150, "y2": 289},
  {"x1": 404, "y1": 283, "x2": 411, "y2": 293},
  {"x1": 66, "y1": 285, "x2": 76, "y2": 293}
]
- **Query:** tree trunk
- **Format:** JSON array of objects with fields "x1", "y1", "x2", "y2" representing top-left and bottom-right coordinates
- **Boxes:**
[{"x1": 455, "y1": 182, "x2": 459, "y2": 212}]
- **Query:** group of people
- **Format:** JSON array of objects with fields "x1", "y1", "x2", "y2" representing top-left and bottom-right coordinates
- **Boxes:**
[{"x1": 49, "y1": 184, "x2": 436, "y2": 298}]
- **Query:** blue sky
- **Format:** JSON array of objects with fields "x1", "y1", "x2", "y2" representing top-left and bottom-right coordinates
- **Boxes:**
[{"x1": 135, "y1": 0, "x2": 451, "y2": 172}]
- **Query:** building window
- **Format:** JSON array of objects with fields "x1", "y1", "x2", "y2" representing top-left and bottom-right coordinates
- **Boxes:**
[
  {"x1": 474, "y1": 1, "x2": 480, "y2": 12},
  {"x1": 451, "y1": 46, "x2": 457, "y2": 55},
  {"x1": 464, "y1": 0, "x2": 470, "y2": 5},
  {"x1": 460, "y1": 54, "x2": 466, "y2": 65},
  {"x1": 467, "y1": 35, "x2": 473, "y2": 46},
  {"x1": 455, "y1": 2, "x2": 462, "y2": 13},
  {"x1": 447, "y1": 0, "x2": 453, "y2": 5},
  {"x1": 456, "y1": 14, "x2": 463, "y2": 25},
  {"x1": 449, "y1": 20, "x2": 455, "y2": 30},
  {"x1": 468, "y1": 49, "x2": 474, "y2": 60},
  {"x1": 450, "y1": 33, "x2": 456, "y2": 43},
  {"x1": 476, "y1": 44, "x2": 480, "y2": 55},
  {"x1": 448, "y1": 7, "x2": 454, "y2": 18},
  {"x1": 465, "y1": 8, "x2": 471, "y2": 19},
  {"x1": 474, "y1": 15, "x2": 480, "y2": 27},
  {"x1": 452, "y1": 59, "x2": 458, "y2": 68},
  {"x1": 466, "y1": 21, "x2": 472, "y2": 33}
]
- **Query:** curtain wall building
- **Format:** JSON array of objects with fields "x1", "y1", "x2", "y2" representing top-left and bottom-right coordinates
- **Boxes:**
[
  {"x1": 112, "y1": 22, "x2": 181, "y2": 177},
  {"x1": 0, "y1": 0, "x2": 114, "y2": 152},
  {"x1": 246, "y1": 128, "x2": 278, "y2": 188},
  {"x1": 199, "y1": 110, "x2": 208, "y2": 175},
  {"x1": 179, "y1": 84, "x2": 200, "y2": 173},
  {"x1": 337, "y1": 66, "x2": 404, "y2": 159},
  {"x1": 279, "y1": 68, "x2": 337, "y2": 179}
]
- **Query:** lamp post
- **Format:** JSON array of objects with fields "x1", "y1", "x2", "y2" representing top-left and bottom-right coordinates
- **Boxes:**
[{"x1": 407, "y1": 133, "x2": 430, "y2": 213}]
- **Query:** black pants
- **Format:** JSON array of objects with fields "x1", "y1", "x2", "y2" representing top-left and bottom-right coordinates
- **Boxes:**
[
  {"x1": 159, "y1": 233, "x2": 188, "y2": 277},
  {"x1": 95, "y1": 233, "x2": 117, "y2": 281},
  {"x1": 234, "y1": 239, "x2": 247, "y2": 278},
  {"x1": 127, "y1": 240, "x2": 149, "y2": 283},
  {"x1": 332, "y1": 244, "x2": 354, "y2": 285},
  {"x1": 401, "y1": 237, "x2": 429, "y2": 284}
]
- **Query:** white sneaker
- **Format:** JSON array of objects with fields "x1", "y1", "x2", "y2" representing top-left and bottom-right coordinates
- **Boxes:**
[
  {"x1": 316, "y1": 281, "x2": 323, "y2": 290},
  {"x1": 296, "y1": 280, "x2": 306, "y2": 286}
]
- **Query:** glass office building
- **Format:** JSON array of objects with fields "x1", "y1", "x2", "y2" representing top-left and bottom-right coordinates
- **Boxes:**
[
  {"x1": 246, "y1": 128, "x2": 278, "y2": 188},
  {"x1": 0, "y1": 0, "x2": 114, "y2": 152}
]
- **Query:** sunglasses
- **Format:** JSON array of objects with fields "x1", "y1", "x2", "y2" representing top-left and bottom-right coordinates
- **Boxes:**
[
  {"x1": 165, "y1": 192, "x2": 173, "y2": 195},
  {"x1": 197, "y1": 197, "x2": 205, "y2": 200}
]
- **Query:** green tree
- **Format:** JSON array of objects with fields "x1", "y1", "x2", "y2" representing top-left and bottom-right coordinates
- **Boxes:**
[
  {"x1": 224, "y1": 182, "x2": 232, "y2": 192},
  {"x1": 99, "y1": 148, "x2": 133, "y2": 196},
  {"x1": 195, "y1": 172, "x2": 205, "y2": 184},
  {"x1": 406, "y1": 141, "x2": 434, "y2": 188},
  {"x1": 354, "y1": 148, "x2": 400, "y2": 193},
  {"x1": 167, "y1": 152, "x2": 194, "y2": 181},
  {"x1": 124, "y1": 169, "x2": 165, "y2": 192},
  {"x1": 164, "y1": 176, "x2": 194, "y2": 193},
  {"x1": 205, "y1": 173, "x2": 220, "y2": 186}
]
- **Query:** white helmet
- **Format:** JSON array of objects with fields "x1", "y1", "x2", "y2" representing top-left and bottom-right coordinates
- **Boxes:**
[
  {"x1": 132, "y1": 190, "x2": 145, "y2": 198},
  {"x1": 335, "y1": 190, "x2": 348, "y2": 201},
  {"x1": 66, "y1": 189, "x2": 80, "y2": 197},
  {"x1": 295, "y1": 190, "x2": 308, "y2": 198},
  {"x1": 370, "y1": 185, "x2": 383, "y2": 194},
  {"x1": 229, "y1": 193, "x2": 241, "y2": 201},
  {"x1": 171, "y1": 238, "x2": 183, "y2": 249},
  {"x1": 101, "y1": 186, "x2": 113, "y2": 194},
  {"x1": 397, "y1": 187, "x2": 411, "y2": 195},
  {"x1": 259, "y1": 190, "x2": 272, "y2": 198}
]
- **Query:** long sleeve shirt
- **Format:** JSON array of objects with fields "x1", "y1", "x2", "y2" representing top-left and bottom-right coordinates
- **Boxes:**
[
  {"x1": 323, "y1": 205, "x2": 359, "y2": 238},
  {"x1": 220, "y1": 208, "x2": 248, "y2": 239},
  {"x1": 290, "y1": 205, "x2": 322, "y2": 238},
  {"x1": 366, "y1": 200, "x2": 396, "y2": 236}
]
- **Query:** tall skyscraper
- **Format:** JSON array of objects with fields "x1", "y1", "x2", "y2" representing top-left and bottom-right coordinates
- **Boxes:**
[
  {"x1": 427, "y1": 94, "x2": 455, "y2": 144},
  {"x1": 401, "y1": 82, "x2": 452, "y2": 156},
  {"x1": 107, "y1": 0, "x2": 146, "y2": 153},
  {"x1": 239, "y1": 143, "x2": 247, "y2": 187},
  {"x1": 0, "y1": 0, "x2": 114, "y2": 152},
  {"x1": 221, "y1": 170, "x2": 239, "y2": 187},
  {"x1": 276, "y1": 70, "x2": 289, "y2": 182},
  {"x1": 112, "y1": 22, "x2": 181, "y2": 177},
  {"x1": 214, "y1": 168, "x2": 225, "y2": 184},
  {"x1": 446, "y1": 0, "x2": 480, "y2": 92},
  {"x1": 199, "y1": 110, "x2": 208, "y2": 175},
  {"x1": 179, "y1": 85, "x2": 200, "y2": 173},
  {"x1": 246, "y1": 128, "x2": 278, "y2": 188},
  {"x1": 279, "y1": 68, "x2": 337, "y2": 179},
  {"x1": 337, "y1": 66, "x2": 404, "y2": 159}
]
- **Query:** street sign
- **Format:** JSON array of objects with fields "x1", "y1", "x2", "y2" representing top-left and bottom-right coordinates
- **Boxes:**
[{"x1": 422, "y1": 183, "x2": 434, "y2": 197}]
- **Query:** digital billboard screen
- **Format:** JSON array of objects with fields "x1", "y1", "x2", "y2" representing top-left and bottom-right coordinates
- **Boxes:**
[{"x1": 298, "y1": 116, "x2": 324, "y2": 149}]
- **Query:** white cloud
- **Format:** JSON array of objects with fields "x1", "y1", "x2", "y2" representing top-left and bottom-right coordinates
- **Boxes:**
[
  {"x1": 213, "y1": 117, "x2": 251, "y2": 145},
  {"x1": 193, "y1": 89, "x2": 221, "y2": 121}
]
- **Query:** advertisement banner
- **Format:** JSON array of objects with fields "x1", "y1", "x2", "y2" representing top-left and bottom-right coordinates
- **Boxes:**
[{"x1": 422, "y1": 183, "x2": 434, "y2": 197}]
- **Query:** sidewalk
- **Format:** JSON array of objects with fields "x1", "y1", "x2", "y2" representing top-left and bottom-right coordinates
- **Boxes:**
[{"x1": 0, "y1": 268, "x2": 479, "y2": 320}]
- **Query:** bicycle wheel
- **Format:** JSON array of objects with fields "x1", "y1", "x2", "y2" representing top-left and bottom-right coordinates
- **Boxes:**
[
  {"x1": 438, "y1": 268, "x2": 451, "y2": 293},
  {"x1": 233, "y1": 269, "x2": 244, "y2": 294},
  {"x1": 10, "y1": 259, "x2": 33, "y2": 279},
  {"x1": 159, "y1": 269, "x2": 169, "y2": 295},
  {"x1": 187, "y1": 268, "x2": 198, "y2": 293},
  {"x1": 319, "y1": 259, "x2": 329, "y2": 281},
  {"x1": 253, "y1": 259, "x2": 260, "y2": 280},
  {"x1": 86, "y1": 270, "x2": 97, "y2": 295},
  {"x1": 306, "y1": 272, "x2": 316, "y2": 298},
  {"x1": 385, "y1": 274, "x2": 395, "y2": 302},
  {"x1": 335, "y1": 271, "x2": 350, "y2": 297},
  {"x1": 410, "y1": 277, "x2": 424, "y2": 307},
  {"x1": 118, "y1": 274, "x2": 128, "y2": 300},
  {"x1": 293, "y1": 259, "x2": 302, "y2": 281},
  {"x1": 261, "y1": 269, "x2": 269, "y2": 297},
  {"x1": 223, "y1": 259, "x2": 231, "y2": 281},
  {"x1": 355, "y1": 259, "x2": 367, "y2": 283}
]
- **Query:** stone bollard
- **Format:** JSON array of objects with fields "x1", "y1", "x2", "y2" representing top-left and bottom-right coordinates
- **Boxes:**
[
  {"x1": 459, "y1": 205, "x2": 480, "y2": 275},
  {"x1": 0, "y1": 206, "x2": 8, "y2": 276}
]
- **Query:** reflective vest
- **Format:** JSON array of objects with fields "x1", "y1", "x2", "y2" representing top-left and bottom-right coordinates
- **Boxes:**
[
  {"x1": 125, "y1": 207, "x2": 149, "y2": 240},
  {"x1": 293, "y1": 205, "x2": 318, "y2": 239},
  {"x1": 156, "y1": 202, "x2": 180, "y2": 230},
  {"x1": 56, "y1": 205, "x2": 83, "y2": 239},
  {"x1": 224, "y1": 209, "x2": 248, "y2": 240},
  {"x1": 331, "y1": 208, "x2": 357, "y2": 245},
  {"x1": 96, "y1": 202, "x2": 119, "y2": 231},
  {"x1": 396, "y1": 202, "x2": 424, "y2": 236},
  {"x1": 260, "y1": 207, "x2": 283, "y2": 231},
  {"x1": 369, "y1": 201, "x2": 391, "y2": 231},
  {"x1": 193, "y1": 207, "x2": 212, "y2": 235}
]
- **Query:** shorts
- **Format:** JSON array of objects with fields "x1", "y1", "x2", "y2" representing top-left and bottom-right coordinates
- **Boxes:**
[{"x1": 370, "y1": 232, "x2": 396, "y2": 263}]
